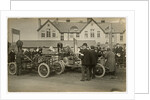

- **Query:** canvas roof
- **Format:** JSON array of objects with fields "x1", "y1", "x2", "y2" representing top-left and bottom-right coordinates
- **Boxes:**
[{"x1": 19, "y1": 40, "x2": 96, "y2": 48}]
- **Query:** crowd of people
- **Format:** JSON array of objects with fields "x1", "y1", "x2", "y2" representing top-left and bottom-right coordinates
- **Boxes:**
[
  {"x1": 8, "y1": 40, "x2": 126, "y2": 78},
  {"x1": 79, "y1": 43, "x2": 126, "y2": 81}
]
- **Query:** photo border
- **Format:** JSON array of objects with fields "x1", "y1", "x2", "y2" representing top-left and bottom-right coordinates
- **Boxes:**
[{"x1": 0, "y1": 10, "x2": 135, "y2": 100}]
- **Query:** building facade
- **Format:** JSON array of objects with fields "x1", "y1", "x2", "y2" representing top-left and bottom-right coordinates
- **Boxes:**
[{"x1": 37, "y1": 18, "x2": 126, "y2": 45}]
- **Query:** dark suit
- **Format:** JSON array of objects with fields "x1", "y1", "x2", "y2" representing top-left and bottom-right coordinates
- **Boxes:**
[
  {"x1": 16, "y1": 51, "x2": 24, "y2": 75},
  {"x1": 90, "y1": 49, "x2": 98, "y2": 78},
  {"x1": 80, "y1": 49, "x2": 91, "y2": 80},
  {"x1": 115, "y1": 46, "x2": 123, "y2": 65}
]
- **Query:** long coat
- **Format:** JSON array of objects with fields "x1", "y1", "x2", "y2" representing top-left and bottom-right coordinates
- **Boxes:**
[
  {"x1": 90, "y1": 50, "x2": 98, "y2": 66},
  {"x1": 16, "y1": 51, "x2": 24, "y2": 64},
  {"x1": 80, "y1": 49, "x2": 91, "y2": 66},
  {"x1": 105, "y1": 51, "x2": 116, "y2": 72}
]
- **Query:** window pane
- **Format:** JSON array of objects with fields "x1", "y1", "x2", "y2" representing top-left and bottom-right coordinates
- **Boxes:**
[
  {"x1": 120, "y1": 34, "x2": 123, "y2": 41},
  {"x1": 84, "y1": 31, "x2": 88, "y2": 38},
  {"x1": 53, "y1": 33, "x2": 56, "y2": 37},
  {"x1": 41, "y1": 33, "x2": 45, "y2": 37},
  {"x1": 76, "y1": 33, "x2": 80, "y2": 37}
]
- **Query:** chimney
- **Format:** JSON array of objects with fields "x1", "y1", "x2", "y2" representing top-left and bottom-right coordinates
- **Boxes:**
[
  {"x1": 38, "y1": 18, "x2": 41, "y2": 28},
  {"x1": 79, "y1": 20, "x2": 83, "y2": 23},
  {"x1": 54, "y1": 18, "x2": 59, "y2": 24},
  {"x1": 66, "y1": 18, "x2": 70, "y2": 22},
  {"x1": 101, "y1": 20, "x2": 105, "y2": 23},
  {"x1": 87, "y1": 18, "x2": 92, "y2": 23}
]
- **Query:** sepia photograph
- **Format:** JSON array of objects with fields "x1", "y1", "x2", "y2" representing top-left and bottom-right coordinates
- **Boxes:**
[{"x1": 8, "y1": 17, "x2": 126, "y2": 92}]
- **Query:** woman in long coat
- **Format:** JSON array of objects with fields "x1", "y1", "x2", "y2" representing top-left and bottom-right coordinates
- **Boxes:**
[{"x1": 105, "y1": 48, "x2": 116, "y2": 74}]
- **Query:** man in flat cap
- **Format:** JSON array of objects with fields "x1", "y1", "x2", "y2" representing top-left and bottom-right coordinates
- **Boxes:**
[{"x1": 79, "y1": 43, "x2": 91, "y2": 81}]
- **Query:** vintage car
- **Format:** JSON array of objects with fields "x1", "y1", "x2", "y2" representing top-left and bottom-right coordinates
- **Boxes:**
[
  {"x1": 8, "y1": 45, "x2": 106, "y2": 78},
  {"x1": 8, "y1": 53, "x2": 65, "y2": 78}
]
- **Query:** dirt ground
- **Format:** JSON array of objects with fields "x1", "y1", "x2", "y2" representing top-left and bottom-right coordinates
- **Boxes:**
[{"x1": 8, "y1": 68, "x2": 126, "y2": 92}]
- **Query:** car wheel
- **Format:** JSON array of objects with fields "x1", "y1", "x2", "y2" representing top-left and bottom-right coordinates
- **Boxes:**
[
  {"x1": 54, "y1": 60, "x2": 65, "y2": 75},
  {"x1": 95, "y1": 63, "x2": 105, "y2": 78},
  {"x1": 38, "y1": 63, "x2": 50, "y2": 78},
  {"x1": 8, "y1": 62, "x2": 17, "y2": 75}
]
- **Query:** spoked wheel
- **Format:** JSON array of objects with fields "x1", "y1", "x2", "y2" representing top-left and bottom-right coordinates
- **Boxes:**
[
  {"x1": 38, "y1": 63, "x2": 50, "y2": 78},
  {"x1": 95, "y1": 63, "x2": 105, "y2": 78},
  {"x1": 8, "y1": 62, "x2": 17, "y2": 75},
  {"x1": 54, "y1": 60, "x2": 65, "y2": 75}
]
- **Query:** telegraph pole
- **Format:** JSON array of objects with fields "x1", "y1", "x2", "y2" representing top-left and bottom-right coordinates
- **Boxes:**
[{"x1": 109, "y1": 23, "x2": 112, "y2": 50}]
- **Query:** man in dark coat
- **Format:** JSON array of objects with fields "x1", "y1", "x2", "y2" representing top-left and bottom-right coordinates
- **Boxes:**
[
  {"x1": 16, "y1": 50, "x2": 24, "y2": 76},
  {"x1": 16, "y1": 40, "x2": 23, "y2": 52},
  {"x1": 115, "y1": 43, "x2": 123, "y2": 66},
  {"x1": 9, "y1": 49, "x2": 16, "y2": 62},
  {"x1": 90, "y1": 46, "x2": 98, "y2": 79},
  {"x1": 97, "y1": 44, "x2": 102, "y2": 57},
  {"x1": 79, "y1": 43, "x2": 91, "y2": 81}
]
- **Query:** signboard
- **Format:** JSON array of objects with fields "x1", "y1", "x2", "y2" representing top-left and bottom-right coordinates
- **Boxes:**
[{"x1": 11, "y1": 28, "x2": 20, "y2": 43}]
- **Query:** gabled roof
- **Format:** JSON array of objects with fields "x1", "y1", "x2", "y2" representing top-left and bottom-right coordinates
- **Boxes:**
[
  {"x1": 98, "y1": 23, "x2": 126, "y2": 34},
  {"x1": 52, "y1": 22, "x2": 87, "y2": 33},
  {"x1": 37, "y1": 19, "x2": 126, "y2": 34},
  {"x1": 80, "y1": 18, "x2": 106, "y2": 33},
  {"x1": 37, "y1": 20, "x2": 61, "y2": 32}
]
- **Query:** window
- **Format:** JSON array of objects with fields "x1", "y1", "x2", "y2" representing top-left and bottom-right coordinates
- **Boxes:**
[
  {"x1": 90, "y1": 29, "x2": 94, "y2": 37},
  {"x1": 52, "y1": 32, "x2": 56, "y2": 37},
  {"x1": 47, "y1": 24, "x2": 50, "y2": 27},
  {"x1": 70, "y1": 34, "x2": 74, "y2": 38},
  {"x1": 105, "y1": 34, "x2": 108, "y2": 38},
  {"x1": 120, "y1": 34, "x2": 123, "y2": 41},
  {"x1": 76, "y1": 33, "x2": 80, "y2": 38},
  {"x1": 46, "y1": 29, "x2": 51, "y2": 37},
  {"x1": 91, "y1": 33, "x2": 94, "y2": 37},
  {"x1": 84, "y1": 31, "x2": 88, "y2": 38},
  {"x1": 41, "y1": 33, "x2": 45, "y2": 37},
  {"x1": 61, "y1": 33, "x2": 64, "y2": 41},
  {"x1": 97, "y1": 31, "x2": 100, "y2": 38}
]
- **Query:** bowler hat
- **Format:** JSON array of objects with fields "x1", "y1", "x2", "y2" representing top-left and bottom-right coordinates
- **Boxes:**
[
  {"x1": 82, "y1": 43, "x2": 88, "y2": 47},
  {"x1": 90, "y1": 45, "x2": 95, "y2": 49}
]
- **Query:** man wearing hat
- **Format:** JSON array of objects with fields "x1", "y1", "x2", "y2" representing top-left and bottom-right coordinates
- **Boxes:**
[
  {"x1": 115, "y1": 43, "x2": 123, "y2": 67},
  {"x1": 16, "y1": 40, "x2": 23, "y2": 52},
  {"x1": 79, "y1": 43, "x2": 91, "y2": 81},
  {"x1": 90, "y1": 45, "x2": 98, "y2": 79}
]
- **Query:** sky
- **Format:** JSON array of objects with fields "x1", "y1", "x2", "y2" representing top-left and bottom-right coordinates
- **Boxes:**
[{"x1": 8, "y1": 18, "x2": 126, "y2": 43}]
